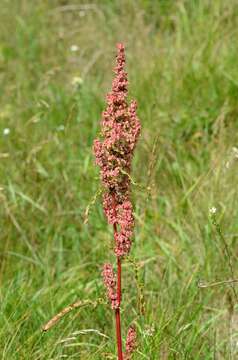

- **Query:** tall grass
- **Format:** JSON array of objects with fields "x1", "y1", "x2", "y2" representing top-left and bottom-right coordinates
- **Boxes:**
[{"x1": 1, "y1": 1, "x2": 238, "y2": 358}]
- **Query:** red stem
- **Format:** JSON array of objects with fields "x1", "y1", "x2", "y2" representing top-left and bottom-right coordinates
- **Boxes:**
[
  {"x1": 117, "y1": 257, "x2": 121, "y2": 305},
  {"x1": 115, "y1": 256, "x2": 123, "y2": 360},
  {"x1": 115, "y1": 307, "x2": 123, "y2": 360},
  {"x1": 113, "y1": 198, "x2": 123, "y2": 360}
]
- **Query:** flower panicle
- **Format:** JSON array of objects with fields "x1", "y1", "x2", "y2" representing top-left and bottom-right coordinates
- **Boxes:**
[
  {"x1": 93, "y1": 43, "x2": 141, "y2": 257},
  {"x1": 102, "y1": 263, "x2": 119, "y2": 309},
  {"x1": 124, "y1": 325, "x2": 137, "y2": 359}
]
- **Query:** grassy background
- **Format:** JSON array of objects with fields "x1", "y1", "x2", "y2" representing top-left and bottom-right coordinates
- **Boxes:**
[{"x1": 1, "y1": 0, "x2": 238, "y2": 358}]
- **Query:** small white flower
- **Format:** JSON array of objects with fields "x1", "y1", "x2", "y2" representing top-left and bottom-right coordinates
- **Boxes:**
[
  {"x1": 79, "y1": 10, "x2": 85, "y2": 17},
  {"x1": 57, "y1": 125, "x2": 65, "y2": 132},
  {"x1": 209, "y1": 207, "x2": 217, "y2": 214},
  {"x1": 232, "y1": 147, "x2": 238, "y2": 159},
  {"x1": 143, "y1": 324, "x2": 155, "y2": 337},
  {"x1": 3, "y1": 128, "x2": 10, "y2": 136},
  {"x1": 71, "y1": 76, "x2": 83, "y2": 88},
  {"x1": 70, "y1": 45, "x2": 79, "y2": 52}
]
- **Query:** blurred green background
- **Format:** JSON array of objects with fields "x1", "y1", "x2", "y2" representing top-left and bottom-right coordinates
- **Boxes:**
[{"x1": 1, "y1": 0, "x2": 238, "y2": 358}]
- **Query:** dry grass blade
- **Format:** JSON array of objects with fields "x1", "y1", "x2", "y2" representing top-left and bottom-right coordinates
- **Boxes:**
[
  {"x1": 42, "y1": 299, "x2": 104, "y2": 332},
  {"x1": 198, "y1": 279, "x2": 238, "y2": 289}
]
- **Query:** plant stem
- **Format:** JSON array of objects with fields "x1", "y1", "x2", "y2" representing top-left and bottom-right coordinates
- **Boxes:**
[
  {"x1": 113, "y1": 196, "x2": 123, "y2": 360},
  {"x1": 116, "y1": 257, "x2": 123, "y2": 359},
  {"x1": 115, "y1": 306, "x2": 123, "y2": 360},
  {"x1": 117, "y1": 257, "x2": 122, "y2": 305},
  {"x1": 211, "y1": 215, "x2": 238, "y2": 302}
]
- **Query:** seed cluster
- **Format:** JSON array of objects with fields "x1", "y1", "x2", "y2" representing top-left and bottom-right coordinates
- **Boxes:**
[
  {"x1": 94, "y1": 43, "x2": 141, "y2": 257},
  {"x1": 124, "y1": 326, "x2": 137, "y2": 359},
  {"x1": 102, "y1": 263, "x2": 118, "y2": 309}
]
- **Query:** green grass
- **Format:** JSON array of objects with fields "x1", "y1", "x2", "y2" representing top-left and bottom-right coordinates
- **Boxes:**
[{"x1": 1, "y1": 0, "x2": 238, "y2": 358}]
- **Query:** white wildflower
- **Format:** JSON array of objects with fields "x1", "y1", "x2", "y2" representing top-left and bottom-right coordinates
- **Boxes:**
[
  {"x1": 70, "y1": 45, "x2": 79, "y2": 52},
  {"x1": 209, "y1": 207, "x2": 217, "y2": 214},
  {"x1": 57, "y1": 125, "x2": 65, "y2": 132},
  {"x1": 3, "y1": 128, "x2": 10, "y2": 136},
  {"x1": 71, "y1": 76, "x2": 83, "y2": 88},
  {"x1": 232, "y1": 147, "x2": 238, "y2": 159},
  {"x1": 143, "y1": 324, "x2": 155, "y2": 337}
]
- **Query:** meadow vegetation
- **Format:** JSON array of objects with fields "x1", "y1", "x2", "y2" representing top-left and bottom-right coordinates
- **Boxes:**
[{"x1": 1, "y1": 1, "x2": 238, "y2": 358}]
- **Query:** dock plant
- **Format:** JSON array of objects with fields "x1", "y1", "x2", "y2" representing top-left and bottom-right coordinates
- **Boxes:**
[
  {"x1": 42, "y1": 43, "x2": 140, "y2": 360},
  {"x1": 94, "y1": 43, "x2": 141, "y2": 360}
]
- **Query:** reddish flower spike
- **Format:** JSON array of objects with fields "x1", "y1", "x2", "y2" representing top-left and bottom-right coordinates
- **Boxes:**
[
  {"x1": 124, "y1": 326, "x2": 137, "y2": 359},
  {"x1": 102, "y1": 263, "x2": 119, "y2": 309},
  {"x1": 93, "y1": 43, "x2": 141, "y2": 257}
]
